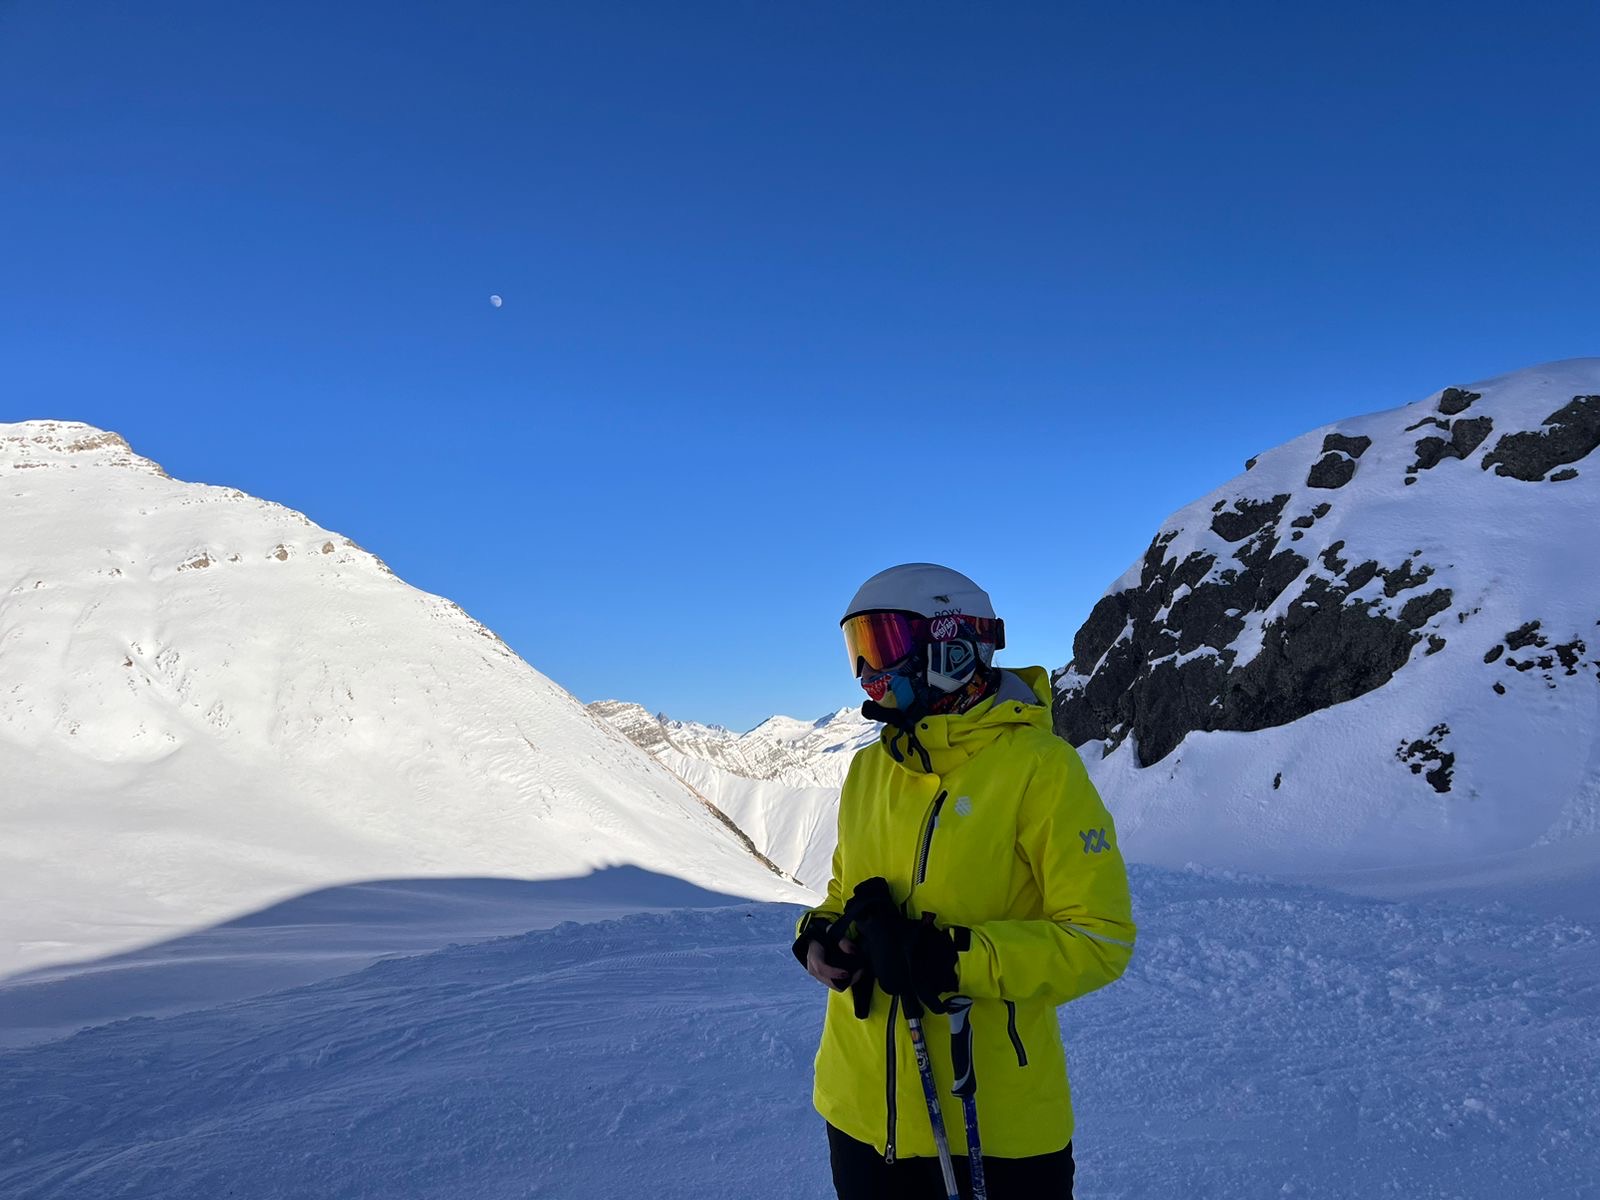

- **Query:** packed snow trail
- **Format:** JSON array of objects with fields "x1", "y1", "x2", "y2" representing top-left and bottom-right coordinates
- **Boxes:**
[{"x1": 2, "y1": 866, "x2": 1597, "y2": 1199}]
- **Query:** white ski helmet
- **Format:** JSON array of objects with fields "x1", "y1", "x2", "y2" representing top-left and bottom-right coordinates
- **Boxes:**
[
  {"x1": 841, "y1": 563, "x2": 1005, "y2": 697},
  {"x1": 842, "y1": 562, "x2": 1001, "y2": 625}
]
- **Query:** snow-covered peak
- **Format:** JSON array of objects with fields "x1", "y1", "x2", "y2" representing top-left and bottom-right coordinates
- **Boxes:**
[
  {"x1": 2, "y1": 420, "x2": 168, "y2": 477},
  {"x1": 1, "y1": 420, "x2": 805, "y2": 975},
  {"x1": 1057, "y1": 358, "x2": 1600, "y2": 871}
]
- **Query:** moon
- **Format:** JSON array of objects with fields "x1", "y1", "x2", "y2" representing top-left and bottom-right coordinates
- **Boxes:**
[{"x1": 489, "y1": 294, "x2": 503, "y2": 308}]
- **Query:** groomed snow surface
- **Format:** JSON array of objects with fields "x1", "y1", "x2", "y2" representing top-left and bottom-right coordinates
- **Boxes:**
[{"x1": 3, "y1": 866, "x2": 1597, "y2": 1199}]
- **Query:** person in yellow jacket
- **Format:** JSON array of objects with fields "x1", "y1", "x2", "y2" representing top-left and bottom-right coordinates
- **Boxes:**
[{"x1": 793, "y1": 563, "x2": 1135, "y2": 1199}]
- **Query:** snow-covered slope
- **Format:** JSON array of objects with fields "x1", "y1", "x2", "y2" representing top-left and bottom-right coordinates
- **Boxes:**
[
  {"x1": 1055, "y1": 359, "x2": 1600, "y2": 872},
  {"x1": 4, "y1": 868, "x2": 1597, "y2": 1199},
  {"x1": 0, "y1": 421, "x2": 804, "y2": 977},
  {"x1": 588, "y1": 701, "x2": 877, "y2": 886}
]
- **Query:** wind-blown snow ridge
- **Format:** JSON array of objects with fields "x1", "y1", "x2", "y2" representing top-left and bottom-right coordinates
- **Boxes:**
[{"x1": 0, "y1": 419, "x2": 806, "y2": 977}]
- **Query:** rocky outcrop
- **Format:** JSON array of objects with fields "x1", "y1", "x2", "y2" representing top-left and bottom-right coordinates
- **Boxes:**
[
  {"x1": 1481, "y1": 395, "x2": 1600, "y2": 481},
  {"x1": 1054, "y1": 362, "x2": 1600, "y2": 795}
]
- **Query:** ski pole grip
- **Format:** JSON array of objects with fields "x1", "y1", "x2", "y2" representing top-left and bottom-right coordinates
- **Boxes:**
[{"x1": 946, "y1": 994, "x2": 976, "y2": 1098}]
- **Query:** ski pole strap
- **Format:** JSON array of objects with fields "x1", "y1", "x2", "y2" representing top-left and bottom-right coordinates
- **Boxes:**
[{"x1": 945, "y1": 994, "x2": 977, "y2": 1098}]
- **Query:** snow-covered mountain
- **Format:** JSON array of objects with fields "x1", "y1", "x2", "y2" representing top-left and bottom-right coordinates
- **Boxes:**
[
  {"x1": 1055, "y1": 359, "x2": 1600, "y2": 872},
  {"x1": 588, "y1": 701, "x2": 877, "y2": 887},
  {"x1": 0, "y1": 421, "x2": 805, "y2": 977}
]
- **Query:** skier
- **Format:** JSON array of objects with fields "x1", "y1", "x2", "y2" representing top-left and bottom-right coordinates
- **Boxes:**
[{"x1": 794, "y1": 563, "x2": 1135, "y2": 1199}]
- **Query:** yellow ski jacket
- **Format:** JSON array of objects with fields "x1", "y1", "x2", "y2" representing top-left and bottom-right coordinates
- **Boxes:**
[{"x1": 797, "y1": 666, "x2": 1135, "y2": 1161}]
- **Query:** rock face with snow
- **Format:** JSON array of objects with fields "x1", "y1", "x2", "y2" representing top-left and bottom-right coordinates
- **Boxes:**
[
  {"x1": 589, "y1": 701, "x2": 877, "y2": 887},
  {"x1": 1054, "y1": 360, "x2": 1600, "y2": 871},
  {"x1": 0, "y1": 421, "x2": 804, "y2": 975}
]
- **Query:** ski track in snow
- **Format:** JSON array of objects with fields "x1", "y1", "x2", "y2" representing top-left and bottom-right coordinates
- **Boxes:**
[{"x1": 3, "y1": 866, "x2": 1598, "y2": 1200}]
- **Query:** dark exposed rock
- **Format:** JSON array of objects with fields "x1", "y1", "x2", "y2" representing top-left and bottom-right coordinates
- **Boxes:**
[
  {"x1": 1412, "y1": 437, "x2": 1452, "y2": 471},
  {"x1": 1555, "y1": 640, "x2": 1587, "y2": 674},
  {"x1": 1260, "y1": 551, "x2": 1309, "y2": 607},
  {"x1": 1507, "y1": 620, "x2": 1545, "y2": 650},
  {"x1": 1291, "y1": 514, "x2": 1315, "y2": 529},
  {"x1": 1551, "y1": 468, "x2": 1579, "y2": 482},
  {"x1": 1307, "y1": 453, "x2": 1357, "y2": 489},
  {"x1": 1493, "y1": 682, "x2": 1507, "y2": 695},
  {"x1": 1411, "y1": 416, "x2": 1494, "y2": 472},
  {"x1": 1345, "y1": 560, "x2": 1380, "y2": 592},
  {"x1": 1406, "y1": 416, "x2": 1449, "y2": 433},
  {"x1": 1381, "y1": 558, "x2": 1435, "y2": 597},
  {"x1": 1211, "y1": 494, "x2": 1291, "y2": 542},
  {"x1": 1273, "y1": 772, "x2": 1282, "y2": 790},
  {"x1": 1450, "y1": 417, "x2": 1494, "y2": 457},
  {"x1": 1322, "y1": 433, "x2": 1373, "y2": 458},
  {"x1": 1245, "y1": 455, "x2": 1259, "y2": 471},
  {"x1": 1074, "y1": 592, "x2": 1131, "y2": 673},
  {"x1": 1312, "y1": 503, "x2": 1331, "y2": 519},
  {"x1": 1438, "y1": 387, "x2": 1481, "y2": 415},
  {"x1": 1399, "y1": 589, "x2": 1453, "y2": 629},
  {"x1": 1482, "y1": 395, "x2": 1600, "y2": 481},
  {"x1": 1484, "y1": 644, "x2": 1504, "y2": 663},
  {"x1": 1396, "y1": 723, "x2": 1454, "y2": 793},
  {"x1": 1320, "y1": 541, "x2": 1348, "y2": 575},
  {"x1": 1056, "y1": 534, "x2": 1438, "y2": 765},
  {"x1": 1426, "y1": 635, "x2": 1446, "y2": 655}
]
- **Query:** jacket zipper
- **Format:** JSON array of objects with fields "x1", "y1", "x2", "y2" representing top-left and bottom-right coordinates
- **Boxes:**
[
  {"x1": 1004, "y1": 999, "x2": 1028, "y2": 1067},
  {"x1": 888, "y1": 788, "x2": 948, "y2": 1162},
  {"x1": 912, "y1": 790, "x2": 949, "y2": 890},
  {"x1": 884, "y1": 993, "x2": 900, "y2": 1162}
]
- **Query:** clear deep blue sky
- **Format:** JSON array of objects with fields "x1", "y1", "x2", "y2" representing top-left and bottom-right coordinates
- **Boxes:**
[{"x1": 3, "y1": 1, "x2": 1597, "y2": 730}]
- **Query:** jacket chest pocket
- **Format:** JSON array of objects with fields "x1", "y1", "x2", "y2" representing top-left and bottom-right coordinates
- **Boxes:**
[{"x1": 910, "y1": 794, "x2": 1016, "y2": 919}]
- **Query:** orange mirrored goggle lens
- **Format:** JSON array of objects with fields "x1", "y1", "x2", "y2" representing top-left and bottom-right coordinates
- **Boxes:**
[{"x1": 841, "y1": 611, "x2": 925, "y2": 677}]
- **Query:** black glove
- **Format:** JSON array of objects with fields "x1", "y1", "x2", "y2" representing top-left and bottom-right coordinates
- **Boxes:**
[{"x1": 842, "y1": 877, "x2": 959, "y2": 1014}]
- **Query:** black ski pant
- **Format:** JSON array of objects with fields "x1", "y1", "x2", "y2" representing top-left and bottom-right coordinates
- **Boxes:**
[{"x1": 826, "y1": 1122, "x2": 1075, "y2": 1199}]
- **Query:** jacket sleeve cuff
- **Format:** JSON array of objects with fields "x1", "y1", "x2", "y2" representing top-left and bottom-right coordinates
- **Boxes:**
[{"x1": 792, "y1": 914, "x2": 833, "y2": 966}]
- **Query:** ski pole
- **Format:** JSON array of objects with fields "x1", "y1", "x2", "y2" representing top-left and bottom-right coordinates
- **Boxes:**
[
  {"x1": 945, "y1": 994, "x2": 987, "y2": 1200},
  {"x1": 902, "y1": 993, "x2": 960, "y2": 1200}
]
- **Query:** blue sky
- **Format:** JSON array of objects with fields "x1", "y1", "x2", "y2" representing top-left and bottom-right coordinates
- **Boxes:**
[{"x1": 3, "y1": 1, "x2": 1597, "y2": 730}]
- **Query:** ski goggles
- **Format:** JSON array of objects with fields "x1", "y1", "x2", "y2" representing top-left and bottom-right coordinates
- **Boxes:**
[{"x1": 841, "y1": 610, "x2": 1004, "y2": 676}]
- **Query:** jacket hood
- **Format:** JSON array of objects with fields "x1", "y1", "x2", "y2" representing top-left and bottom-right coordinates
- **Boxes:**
[{"x1": 876, "y1": 666, "x2": 1052, "y2": 776}]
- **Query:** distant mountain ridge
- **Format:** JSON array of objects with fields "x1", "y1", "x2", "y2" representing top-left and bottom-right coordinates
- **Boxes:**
[
  {"x1": 1054, "y1": 359, "x2": 1600, "y2": 872},
  {"x1": 589, "y1": 701, "x2": 877, "y2": 887},
  {"x1": 587, "y1": 701, "x2": 874, "y2": 789}
]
